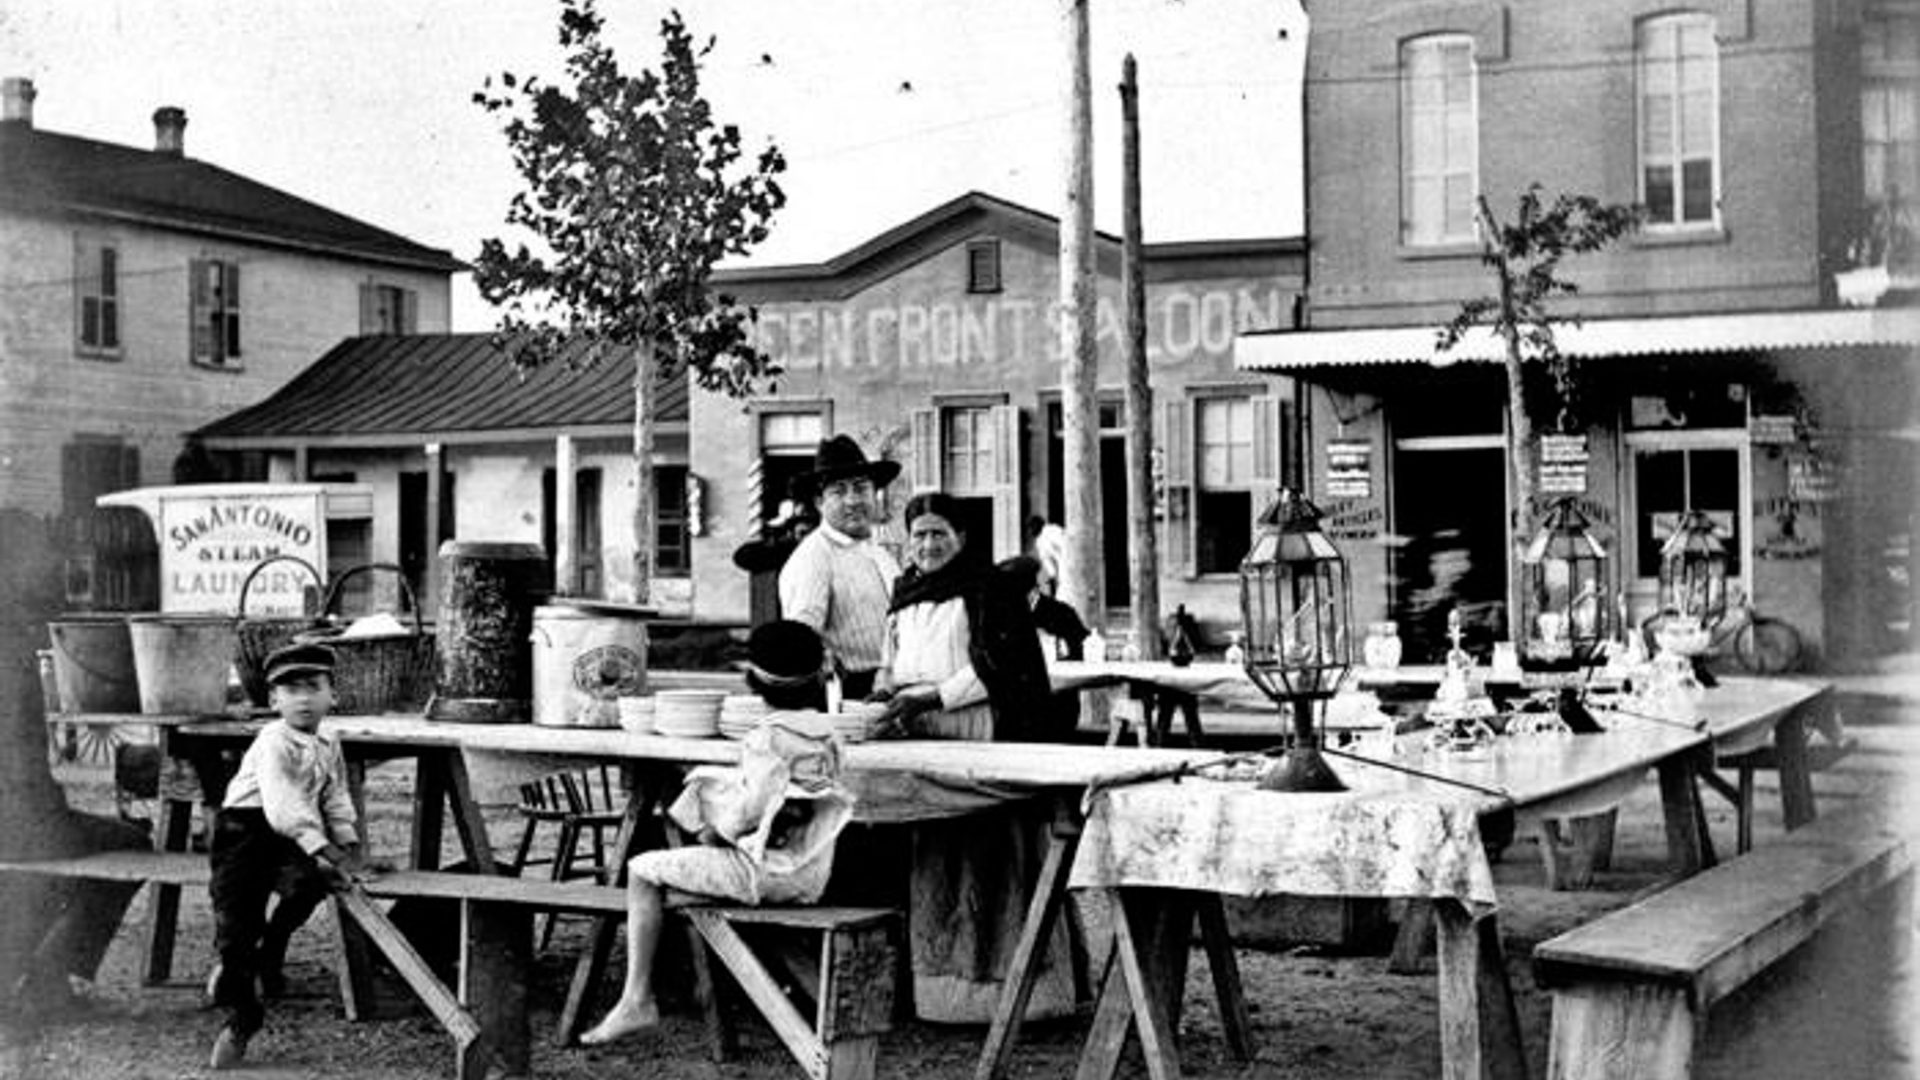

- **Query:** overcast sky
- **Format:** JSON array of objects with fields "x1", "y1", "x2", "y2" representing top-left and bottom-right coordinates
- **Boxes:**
[{"x1": 2, "y1": 0, "x2": 1307, "y2": 330}]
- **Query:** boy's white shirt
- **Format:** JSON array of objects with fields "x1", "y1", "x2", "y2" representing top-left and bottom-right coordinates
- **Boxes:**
[{"x1": 221, "y1": 720, "x2": 359, "y2": 855}]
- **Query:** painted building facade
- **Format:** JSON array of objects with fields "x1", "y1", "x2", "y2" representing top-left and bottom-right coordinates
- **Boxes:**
[
  {"x1": 695, "y1": 192, "x2": 1305, "y2": 635},
  {"x1": 1238, "y1": 0, "x2": 1918, "y2": 666},
  {"x1": 0, "y1": 77, "x2": 461, "y2": 608}
]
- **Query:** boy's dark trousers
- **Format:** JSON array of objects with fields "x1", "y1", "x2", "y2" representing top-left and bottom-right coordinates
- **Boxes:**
[{"x1": 207, "y1": 807, "x2": 332, "y2": 1035}]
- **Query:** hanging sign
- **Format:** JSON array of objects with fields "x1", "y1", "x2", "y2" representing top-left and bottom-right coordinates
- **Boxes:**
[
  {"x1": 1787, "y1": 455, "x2": 1838, "y2": 502},
  {"x1": 1539, "y1": 434, "x2": 1590, "y2": 495},
  {"x1": 1749, "y1": 414, "x2": 1799, "y2": 445},
  {"x1": 1326, "y1": 440, "x2": 1372, "y2": 499}
]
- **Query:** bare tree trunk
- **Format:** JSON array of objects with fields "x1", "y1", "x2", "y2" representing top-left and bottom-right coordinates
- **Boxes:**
[
  {"x1": 1120, "y1": 55, "x2": 1161, "y2": 659},
  {"x1": 631, "y1": 342, "x2": 656, "y2": 607},
  {"x1": 1059, "y1": 0, "x2": 1104, "y2": 629}
]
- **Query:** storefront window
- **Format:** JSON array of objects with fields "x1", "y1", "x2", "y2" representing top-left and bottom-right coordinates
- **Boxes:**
[
  {"x1": 1196, "y1": 396, "x2": 1255, "y2": 574},
  {"x1": 1633, "y1": 446, "x2": 1743, "y2": 582}
]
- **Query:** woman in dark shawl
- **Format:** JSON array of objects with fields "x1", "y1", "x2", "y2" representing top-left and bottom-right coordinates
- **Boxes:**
[{"x1": 868, "y1": 492, "x2": 1078, "y2": 1023}]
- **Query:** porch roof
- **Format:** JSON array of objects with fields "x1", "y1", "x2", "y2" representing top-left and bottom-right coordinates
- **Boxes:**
[
  {"x1": 196, "y1": 333, "x2": 687, "y2": 449},
  {"x1": 1236, "y1": 307, "x2": 1920, "y2": 371}
]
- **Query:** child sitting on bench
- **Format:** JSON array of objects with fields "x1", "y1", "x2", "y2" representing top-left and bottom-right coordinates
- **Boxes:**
[{"x1": 580, "y1": 620, "x2": 856, "y2": 1045}]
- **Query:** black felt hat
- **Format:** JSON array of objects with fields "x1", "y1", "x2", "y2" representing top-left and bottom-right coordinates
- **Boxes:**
[
  {"x1": 741, "y1": 620, "x2": 825, "y2": 693},
  {"x1": 264, "y1": 642, "x2": 335, "y2": 685},
  {"x1": 791, "y1": 435, "x2": 901, "y2": 500}
]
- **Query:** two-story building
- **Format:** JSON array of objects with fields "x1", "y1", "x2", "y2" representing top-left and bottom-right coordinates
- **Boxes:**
[
  {"x1": 0, "y1": 77, "x2": 463, "y2": 607},
  {"x1": 695, "y1": 191, "x2": 1306, "y2": 634},
  {"x1": 1238, "y1": 0, "x2": 1918, "y2": 667}
]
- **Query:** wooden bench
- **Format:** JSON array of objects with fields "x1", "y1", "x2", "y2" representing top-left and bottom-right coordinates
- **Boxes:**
[
  {"x1": 0, "y1": 853, "x2": 897, "y2": 1080},
  {"x1": 1530, "y1": 812, "x2": 1913, "y2": 1080}
]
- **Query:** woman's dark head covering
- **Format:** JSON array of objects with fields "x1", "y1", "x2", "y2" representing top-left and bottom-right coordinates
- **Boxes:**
[{"x1": 901, "y1": 491, "x2": 966, "y2": 537}]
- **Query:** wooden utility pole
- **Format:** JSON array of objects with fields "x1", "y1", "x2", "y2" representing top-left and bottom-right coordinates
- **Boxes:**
[
  {"x1": 1120, "y1": 55, "x2": 1161, "y2": 658},
  {"x1": 1059, "y1": 0, "x2": 1104, "y2": 632}
]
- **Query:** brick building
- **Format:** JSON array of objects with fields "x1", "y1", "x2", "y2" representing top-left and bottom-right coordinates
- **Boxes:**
[{"x1": 1239, "y1": 0, "x2": 1919, "y2": 666}]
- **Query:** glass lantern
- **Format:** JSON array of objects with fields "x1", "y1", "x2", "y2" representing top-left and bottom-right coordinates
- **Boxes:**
[
  {"x1": 1659, "y1": 510, "x2": 1728, "y2": 627},
  {"x1": 1239, "y1": 489, "x2": 1352, "y2": 791},
  {"x1": 1655, "y1": 509, "x2": 1729, "y2": 688},
  {"x1": 1519, "y1": 497, "x2": 1611, "y2": 673}
]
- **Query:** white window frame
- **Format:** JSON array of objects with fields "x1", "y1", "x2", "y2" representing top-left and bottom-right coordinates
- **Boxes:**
[
  {"x1": 1163, "y1": 391, "x2": 1279, "y2": 578},
  {"x1": 1636, "y1": 13, "x2": 1722, "y2": 231},
  {"x1": 909, "y1": 400, "x2": 1022, "y2": 559},
  {"x1": 1400, "y1": 33, "x2": 1480, "y2": 247},
  {"x1": 1622, "y1": 428, "x2": 1752, "y2": 612},
  {"x1": 74, "y1": 237, "x2": 121, "y2": 357},
  {"x1": 1862, "y1": 9, "x2": 1920, "y2": 205}
]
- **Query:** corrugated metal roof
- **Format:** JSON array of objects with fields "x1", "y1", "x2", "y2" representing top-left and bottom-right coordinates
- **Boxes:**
[
  {"x1": 196, "y1": 334, "x2": 687, "y2": 443},
  {"x1": 1237, "y1": 308, "x2": 1920, "y2": 370},
  {"x1": 0, "y1": 123, "x2": 464, "y2": 272}
]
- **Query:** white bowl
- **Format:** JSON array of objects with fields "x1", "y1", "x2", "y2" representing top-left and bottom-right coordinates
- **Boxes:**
[{"x1": 616, "y1": 695, "x2": 656, "y2": 734}]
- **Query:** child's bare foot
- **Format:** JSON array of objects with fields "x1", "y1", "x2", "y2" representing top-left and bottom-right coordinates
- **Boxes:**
[{"x1": 578, "y1": 1000, "x2": 660, "y2": 1046}]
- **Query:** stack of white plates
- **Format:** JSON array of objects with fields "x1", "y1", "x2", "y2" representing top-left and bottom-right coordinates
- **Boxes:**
[
  {"x1": 718, "y1": 694, "x2": 772, "y2": 739},
  {"x1": 830, "y1": 701, "x2": 888, "y2": 744},
  {"x1": 616, "y1": 695, "x2": 656, "y2": 734},
  {"x1": 654, "y1": 689, "x2": 724, "y2": 738}
]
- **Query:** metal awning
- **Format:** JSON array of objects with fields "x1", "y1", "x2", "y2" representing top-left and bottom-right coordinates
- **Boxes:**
[{"x1": 1236, "y1": 307, "x2": 1920, "y2": 371}]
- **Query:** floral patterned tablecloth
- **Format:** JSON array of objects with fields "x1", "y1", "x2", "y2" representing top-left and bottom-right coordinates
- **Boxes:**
[{"x1": 1068, "y1": 777, "x2": 1499, "y2": 913}]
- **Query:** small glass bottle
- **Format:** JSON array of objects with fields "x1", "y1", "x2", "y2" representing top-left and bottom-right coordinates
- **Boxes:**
[
  {"x1": 1224, "y1": 630, "x2": 1246, "y2": 666},
  {"x1": 1120, "y1": 630, "x2": 1142, "y2": 663},
  {"x1": 1363, "y1": 621, "x2": 1403, "y2": 670},
  {"x1": 1085, "y1": 629, "x2": 1108, "y2": 663}
]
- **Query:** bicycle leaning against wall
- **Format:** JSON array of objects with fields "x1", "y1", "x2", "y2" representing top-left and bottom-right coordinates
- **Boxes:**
[{"x1": 1705, "y1": 588, "x2": 1806, "y2": 675}]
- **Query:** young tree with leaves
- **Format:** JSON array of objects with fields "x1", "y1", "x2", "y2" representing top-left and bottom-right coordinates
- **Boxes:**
[
  {"x1": 474, "y1": 0, "x2": 786, "y2": 603},
  {"x1": 1438, "y1": 185, "x2": 1640, "y2": 538}
]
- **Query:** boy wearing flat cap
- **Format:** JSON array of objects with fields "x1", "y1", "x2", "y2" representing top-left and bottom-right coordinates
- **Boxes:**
[{"x1": 206, "y1": 642, "x2": 372, "y2": 1069}]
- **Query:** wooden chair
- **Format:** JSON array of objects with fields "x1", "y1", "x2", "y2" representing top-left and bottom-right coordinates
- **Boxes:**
[{"x1": 507, "y1": 765, "x2": 624, "y2": 948}]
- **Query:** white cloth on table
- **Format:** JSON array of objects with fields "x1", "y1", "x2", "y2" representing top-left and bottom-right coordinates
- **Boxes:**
[
  {"x1": 631, "y1": 713, "x2": 855, "y2": 905},
  {"x1": 1069, "y1": 779, "x2": 1499, "y2": 914}
]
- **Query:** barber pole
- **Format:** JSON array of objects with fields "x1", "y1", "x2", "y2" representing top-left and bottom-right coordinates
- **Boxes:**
[{"x1": 745, "y1": 458, "x2": 765, "y2": 540}]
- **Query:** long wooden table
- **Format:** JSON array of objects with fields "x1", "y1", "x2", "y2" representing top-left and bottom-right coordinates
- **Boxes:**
[{"x1": 56, "y1": 676, "x2": 1832, "y2": 1079}]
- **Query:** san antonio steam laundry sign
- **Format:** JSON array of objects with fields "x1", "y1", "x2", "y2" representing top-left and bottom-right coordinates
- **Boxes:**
[{"x1": 100, "y1": 484, "x2": 331, "y2": 615}]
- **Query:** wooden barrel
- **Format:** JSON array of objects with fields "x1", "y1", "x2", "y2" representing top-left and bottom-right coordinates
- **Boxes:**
[{"x1": 426, "y1": 541, "x2": 549, "y2": 723}]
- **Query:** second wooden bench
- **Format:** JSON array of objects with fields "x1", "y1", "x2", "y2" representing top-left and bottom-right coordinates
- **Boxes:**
[{"x1": 1531, "y1": 810, "x2": 1912, "y2": 1080}]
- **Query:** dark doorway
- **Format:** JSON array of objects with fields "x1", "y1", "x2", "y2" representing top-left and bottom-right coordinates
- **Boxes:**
[
  {"x1": 1391, "y1": 446, "x2": 1508, "y2": 662},
  {"x1": 1045, "y1": 401, "x2": 1129, "y2": 608}
]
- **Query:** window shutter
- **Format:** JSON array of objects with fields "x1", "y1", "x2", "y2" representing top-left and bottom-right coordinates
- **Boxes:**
[
  {"x1": 223, "y1": 262, "x2": 242, "y2": 358},
  {"x1": 988, "y1": 404, "x2": 1023, "y2": 559},
  {"x1": 189, "y1": 258, "x2": 212, "y2": 362},
  {"x1": 908, "y1": 408, "x2": 939, "y2": 493},
  {"x1": 359, "y1": 283, "x2": 377, "y2": 333},
  {"x1": 400, "y1": 288, "x2": 419, "y2": 333},
  {"x1": 1251, "y1": 394, "x2": 1280, "y2": 485},
  {"x1": 1158, "y1": 399, "x2": 1194, "y2": 576}
]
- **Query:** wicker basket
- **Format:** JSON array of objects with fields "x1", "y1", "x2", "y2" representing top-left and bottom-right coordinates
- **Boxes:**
[
  {"x1": 296, "y1": 563, "x2": 436, "y2": 715},
  {"x1": 234, "y1": 555, "x2": 326, "y2": 708}
]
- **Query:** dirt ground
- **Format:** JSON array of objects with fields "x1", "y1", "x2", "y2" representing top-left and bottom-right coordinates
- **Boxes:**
[{"x1": 5, "y1": 685, "x2": 1917, "y2": 1080}]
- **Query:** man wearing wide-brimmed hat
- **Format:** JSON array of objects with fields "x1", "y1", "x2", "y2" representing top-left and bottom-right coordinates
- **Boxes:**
[{"x1": 777, "y1": 434, "x2": 903, "y2": 698}]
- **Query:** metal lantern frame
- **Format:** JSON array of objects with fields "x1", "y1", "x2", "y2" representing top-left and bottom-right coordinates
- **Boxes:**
[
  {"x1": 1659, "y1": 509, "x2": 1729, "y2": 628},
  {"x1": 1239, "y1": 489, "x2": 1353, "y2": 792},
  {"x1": 1519, "y1": 497, "x2": 1612, "y2": 673}
]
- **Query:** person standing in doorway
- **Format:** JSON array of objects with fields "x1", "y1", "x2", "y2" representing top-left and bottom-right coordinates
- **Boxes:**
[
  {"x1": 778, "y1": 435, "x2": 903, "y2": 699},
  {"x1": 1027, "y1": 515, "x2": 1068, "y2": 597}
]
